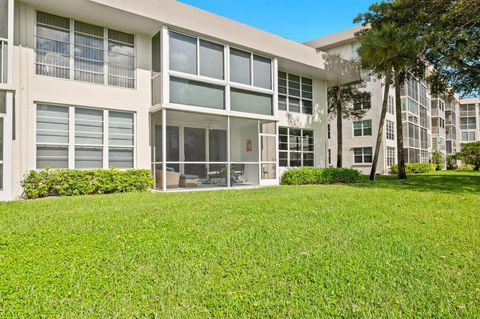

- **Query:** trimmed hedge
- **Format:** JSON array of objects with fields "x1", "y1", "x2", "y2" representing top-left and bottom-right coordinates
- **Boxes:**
[
  {"x1": 390, "y1": 163, "x2": 436, "y2": 175},
  {"x1": 281, "y1": 167, "x2": 362, "y2": 185},
  {"x1": 22, "y1": 169, "x2": 154, "y2": 199}
]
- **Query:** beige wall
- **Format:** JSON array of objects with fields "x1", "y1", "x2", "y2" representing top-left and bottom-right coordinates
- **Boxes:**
[{"x1": 10, "y1": 2, "x2": 152, "y2": 198}]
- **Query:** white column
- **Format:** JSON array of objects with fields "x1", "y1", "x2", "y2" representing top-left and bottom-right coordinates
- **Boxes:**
[
  {"x1": 68, "y1": 106, "x2": 75, "y2": 169},
  {"x1": 161, "y1": 108, "x2": 167, "y2": 191},
  {"x1": 7, "y1": 0, "x2": 14, "y2": 84},
  {"x1": 161, "y1": 26, "x2": 169, "y2": 105},
  {"x1": 103, "y1": 110, "x2": 109, "y2": 169},
  {"x1": 3, "y1": 92, "x2": 13, "y2": 200}
]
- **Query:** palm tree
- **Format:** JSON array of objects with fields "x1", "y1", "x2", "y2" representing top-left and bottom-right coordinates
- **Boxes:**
[{"x1": 356, "y1": 23, "x2": 418, "y2": 180}]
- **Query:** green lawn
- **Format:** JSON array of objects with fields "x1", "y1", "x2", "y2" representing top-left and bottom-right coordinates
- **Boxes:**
[{"x1": 0, "y1": 171, "x2": 479, "y2": 318}]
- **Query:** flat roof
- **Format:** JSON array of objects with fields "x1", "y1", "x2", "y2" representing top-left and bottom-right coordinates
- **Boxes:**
[{"x1": 304, "y1": 25, "x2": 365, "y2": 50}]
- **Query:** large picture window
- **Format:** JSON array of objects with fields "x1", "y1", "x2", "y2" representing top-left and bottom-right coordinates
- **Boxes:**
[
  {"x1": 279, "y1": 127, "x2": 314, "y2": 167},
  {"x1": 36, "y1": 104, "x2": 135, "y2": 169},
  {"x1": 278, "y1": 72, "x2": 313, "y2": 114},
  {"x1": 167, "y1": 31, "x2": 274, "y2": 116},
  {"x1": 35, "y1": 11, "x2": 136, "y2": 88}
]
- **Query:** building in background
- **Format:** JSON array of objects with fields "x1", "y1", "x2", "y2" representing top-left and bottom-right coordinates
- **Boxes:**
[
  {"x1": 458, "y1": 98, "x2": 480, "y2": 146},
  {"x1": 305, "y1": 27, "x2": 464, "y2": 174},
  {"x1": 1, "y1": 0, "x2": 356, "y2": 200}
]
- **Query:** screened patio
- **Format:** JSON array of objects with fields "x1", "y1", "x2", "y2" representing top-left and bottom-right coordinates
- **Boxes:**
[{"x1": 151, "y1": 110, "x2": 277, "y2": 190}]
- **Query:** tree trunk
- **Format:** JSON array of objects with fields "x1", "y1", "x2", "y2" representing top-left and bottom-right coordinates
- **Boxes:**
[
  {"x1": 369, "y1": 72, "x2": 392, "y2": 180},
  {"x1": 335, "y1": 86, "x2": 343, "y2": 168},
  {"x1": 394, "y1": 69, "x2": 407, "y2": 179}
]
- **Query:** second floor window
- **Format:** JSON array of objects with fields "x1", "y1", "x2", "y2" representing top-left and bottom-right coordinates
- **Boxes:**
[
  {"x1": 278, "y1": 72, "x2": 313, "y2": 115},
  {"x1": 386, "y1": 120, "x2": 395, "y2": 140},
  {"x1": 35, "y1": 12, "x2": 136, "y2": 88},
  {"x1": 353, "y1": 120, "x2": 372, "y2": 137}
]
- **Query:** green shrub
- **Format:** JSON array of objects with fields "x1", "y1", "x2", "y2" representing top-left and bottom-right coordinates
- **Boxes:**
[
  {"x1": 390, "y1": 163, "x2": 436, "y2": 175},
  {"x1": 281, "y1": 167, "x2": 361, "y2": 185},
  {"x1": 457, "y1": 164, "x2": 475, "y2": 172},
  {"x1": 22, "y1": 169, "x2": 154, "y2": 199}
]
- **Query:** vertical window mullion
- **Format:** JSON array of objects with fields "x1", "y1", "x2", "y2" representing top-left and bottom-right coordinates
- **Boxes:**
[
  {"x1": 250, "y1": 53, "x2": 254, "y2": 86},
  {"x1": 68, "y1": 106, "x2": 75, "y2": 168},
  {"x1": 69, "y1": 18, "x2": 74, "y2": 80},
  {"x1": 103, "y1": 109, "x2": 109, "y2": 169},
  {"x1": 104, "y1": 27, "x2": 108, "y2": 85},
  {"x1": 300, "y1": 129, "x2": 304, "y2": 166},
  {"x1": 196, "y1": 38, "x2": 200, "y2": 76}
]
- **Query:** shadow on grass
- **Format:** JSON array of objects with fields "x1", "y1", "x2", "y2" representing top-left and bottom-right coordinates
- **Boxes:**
[{"x1": 351, "y1": 171, "x2": 480, "y2": 195}]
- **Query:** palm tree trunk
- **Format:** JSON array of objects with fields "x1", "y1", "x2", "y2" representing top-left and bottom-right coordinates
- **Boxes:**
[
  {"x1": 369, "y1": 72, "x2": 392, "y2": 180},
  {"x1": 335, "y1": 86, "x2": 343, "y2": 168},
  {"x1": 394, "y1": 69, "x2": 407, "y2": 179}
]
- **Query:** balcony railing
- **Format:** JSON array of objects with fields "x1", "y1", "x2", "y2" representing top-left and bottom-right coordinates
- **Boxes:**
[{"x1": 0, "y1": 39, "x2": 8, "y2": 84}]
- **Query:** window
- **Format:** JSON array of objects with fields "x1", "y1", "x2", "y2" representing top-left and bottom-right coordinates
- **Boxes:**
[
  {"x1": 75, "y1": 108, "x2": 103, "y2": 168},
  {"x1": 35, "y1": 12, "x2": 70, "y2": 79},
  {"x1": 0, "y1": 0, "x2": 8, "y2": 84},
  {"x1": 387, "y1": 147, "x2": 395, "y2": 166},
  {"x1": 169, "y1": 32, "x2": 197, "y2": 75},
  {"x1": 460, "y1": 117, "x2": 476, "y2": 130},
  {"x1": 278, "y1": 72, "x2": 313, "y2": 114},
  {"x1": 253, "y1": 55, "x2": 272, "y2": 89},
  {"x1": 461, "y1": 131, "x2": 476, "y2": 142},
  {"x1": 386, "y1": 120, "x2": 395, "y2": 140},
  {"x1": 170, "y1": 76, "x2": 225, "y2": 110},
  {"x1": 35, "y1": 12, "x2": 136, "y2": 88},
  {"x1": 0, "y1": 0, "x2": 7, "y2": 39},
  {"x1": 388, "y1": 95, "x2": 395, "y2": 114},
  {"x1": 353, "y1": 92, "x2": 371, "y2": 110},
  {"x1": 328, "y1": 149, "x2": 332, "y2": 165},
  {"x1": 279, "y1": 127, "x2": 314, "y2": 167},
  {"x1": 199, "y1": 39, "x2": 224, "y2": 80},
  {"x1": 327, "y1": 124, "x2": 331, "y2": 139},
  {"x1": 230, "y1": 88, "x2": 272, "y2": 115},
  {"x1": 230, "y1": 48, "x2": 272, "y2": 89},
  {"x1": 36, "y1": 104, "x2": 135, "y2": 169},
  {"x1": 108, "y1": 30, "x2": 135, "y2": 88},
  {"x1": 230, "y1": 48, "x2": 251, "y2": 85},
  {"x1": 151, "y1": 32, "x2": 161, "y2": 74},
  {"x1": 74, "y1": 21, "x2": 104, "y2": 84},
  {"x1": 353, "y1": 147, "x2": 372, "y2": 164},
  {"x1": 353, "y1": 120, "x2": 372, "y2": 137},
  {"x1": 36, "y1": 104, "x2": 69, "y2": 168}
]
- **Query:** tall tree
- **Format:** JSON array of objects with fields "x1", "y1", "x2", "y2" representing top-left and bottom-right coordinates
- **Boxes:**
[
  {"x1": 327, "y1": 82, "x2": 369, "y2": 168},
  {"x1": 355, "y1": 0, "x2": 480, "y2": 96},
  {"x1": 356, "y1": 6, "x2": 422, "y2": 180},
  {"x1": 356, "y1": 24, "x2": 395, "y2": 180}
]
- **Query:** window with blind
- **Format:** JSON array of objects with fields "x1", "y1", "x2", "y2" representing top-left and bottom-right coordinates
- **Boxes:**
[
  {"x1": 36, "y1": 104, "x2": 135, "y2": 169},
  {"x1": 35, "y1": 12, "x2": 136, "y2": 88}
]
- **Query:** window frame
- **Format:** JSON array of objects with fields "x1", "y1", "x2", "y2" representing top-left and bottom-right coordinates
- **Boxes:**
[
  {"x1": 353, "y1": 119, "x2": 372, "y2": 137},
  {"x1": 353, "y1": 147, "x2": 373, "y2": 164},
  {"x1": 278, "y1": 71, "x2": 313, "y2": 115},
  {"x1": 167, "y1": 29, "x2": 275, "y2": 115},
  {"x1": 279, "y1": 127, "x2": 314, "y2": 168},
  {"x1": 386, "y1": 120, "x2": 395, "y2": 140},
  {"x1": 34, "y1": 11, "x2": 137, "y2": 89},
  {"x1": 35, "y1": 103, "x2": 136, "y2": 170}
]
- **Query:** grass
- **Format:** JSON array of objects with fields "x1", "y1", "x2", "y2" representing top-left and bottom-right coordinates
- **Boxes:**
[{"x1": 0, "y1": 171, "x2": 479, "y2": 318}]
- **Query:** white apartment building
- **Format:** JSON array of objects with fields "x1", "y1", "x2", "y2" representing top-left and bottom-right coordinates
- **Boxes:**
[
  {"x1": 459, "y1": 98, "x2": 480, "y2": 146},
  {"x1": 305, "y1": 27, "x2": 461, "y2": 174},
  {"x1": 0, "y1": 0, "x2": 357, "y2": 200}
]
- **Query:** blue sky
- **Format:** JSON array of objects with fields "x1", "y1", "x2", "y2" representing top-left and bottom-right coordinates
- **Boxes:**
[{"x1": 178, "y1": 0, "x2": 374, "y2": 43}]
